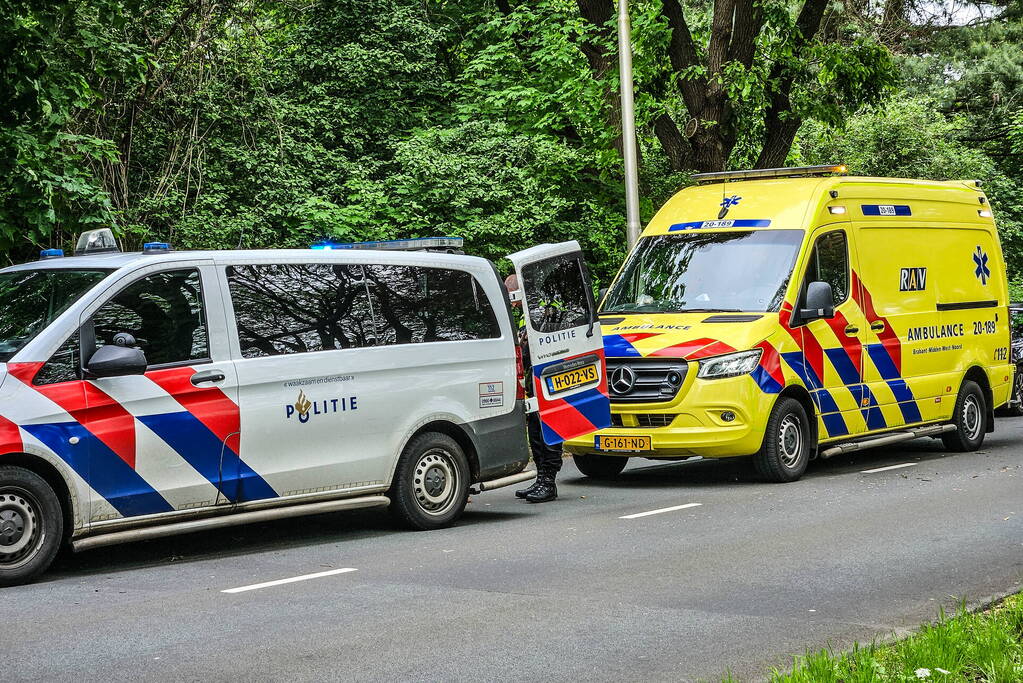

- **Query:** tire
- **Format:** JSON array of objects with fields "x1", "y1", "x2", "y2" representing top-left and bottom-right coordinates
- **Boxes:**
[
  {"x1": 573, "y1": 453, "x2": 629, "y2": 479},
  {"x1": 389, "y1": 432, "x2": 470, "y2": 531},
  {"x1": 753, "y1": 398, "x2": 811, "y2": 483},
  {"x1": 995, "y1": 366, "x2": 1023, "y2": 417},
  {"x1": 0, "y1": 466, "x2": 64, "y2": 587},
  {"x1": 941, "y1": 380, "x2": 987, "y2": 452}
]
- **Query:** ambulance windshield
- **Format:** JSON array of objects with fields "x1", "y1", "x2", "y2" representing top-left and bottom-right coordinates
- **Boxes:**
[
  {"x1": 602, "y1": 230, "x2": 803, "y2": 314},
  {"x1": 0, "y1": 268, "x2": 113, "y2": 361}
]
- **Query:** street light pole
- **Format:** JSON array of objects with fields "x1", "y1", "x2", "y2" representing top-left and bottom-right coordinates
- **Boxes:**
[{"x1": 617, "y1": 0, "x2": 641, "y2": 249}]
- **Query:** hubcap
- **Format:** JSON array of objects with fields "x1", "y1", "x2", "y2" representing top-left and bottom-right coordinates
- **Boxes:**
[
  {"x1": 778, "y1": 414, "x2": 803, "y2": 468},
  {"x1": 963, "y1": 394, "x2": 983, "y2": 440},
  {"x1": 413, "y1": 449, "x2": 459, "y2": 516},
  {"x1": 0, "y1": 489, "x2": 41, "y2": 569}
]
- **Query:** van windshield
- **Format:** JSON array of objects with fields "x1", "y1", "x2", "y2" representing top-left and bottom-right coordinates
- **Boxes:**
[
  {"x1": 0, "y1": 268, "x2": 113, "y2": 361},
  {"x1": 602, "y1": 230, "x2": 804, "y2": 314}
]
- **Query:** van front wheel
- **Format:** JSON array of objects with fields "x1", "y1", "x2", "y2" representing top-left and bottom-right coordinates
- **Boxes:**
[
  {"x1": 0, "y1": 466, "x2": 63, "y2": 587},
  {"x1": 942, "y1": 380, "x2": 987, "y2": 452},
  {"x1": 390, "y1": 432, "x2": 470, "y2": 531},
  {"x1": 573, "y1": 453, "x2": 628, "y2": 479},
  {"x1": 753, "y1": 398, "x2": 811, "y2": 483}
]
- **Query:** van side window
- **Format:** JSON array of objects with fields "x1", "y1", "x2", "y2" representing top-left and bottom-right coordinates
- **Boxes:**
[
  {"x1": 226, "y1": 263, "x2": 377, "y2": 357},
  {"x1": 92, "y1": 269, "x2": 208, "y2": 367},
  {"x1": 364, "y1": 265, "x2": 500, "y2": 344},
  {"x1": 35, "y1": 333, "x2": 81, "y2": 385},
  {"x1": 521, "y1": 254, "x2": 591, "y2": 333},
  {"x1": 805, "y1": 231, "x2": 848, "y2": 305}
]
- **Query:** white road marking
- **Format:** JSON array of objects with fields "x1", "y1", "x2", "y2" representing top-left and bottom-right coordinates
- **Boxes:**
[
  {"x1": 222, "y1": 568, "x2": 357, "y2": 594},
  {"x1": 620, "y1": 503, "x2": 702, "y2": 519},
  {"x1": 860, "y1": 462, "x2": 917, "y2": 474}
]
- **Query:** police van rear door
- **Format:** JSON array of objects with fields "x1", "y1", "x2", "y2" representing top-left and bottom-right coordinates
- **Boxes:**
[{"x1": 508, "y1": 241, "x2": 611, "y2": 445}]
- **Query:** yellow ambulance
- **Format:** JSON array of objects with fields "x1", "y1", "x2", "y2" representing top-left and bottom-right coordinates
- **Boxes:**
[{"x1": 566, "y1": 165, "x2": 1015, "y2": 482}]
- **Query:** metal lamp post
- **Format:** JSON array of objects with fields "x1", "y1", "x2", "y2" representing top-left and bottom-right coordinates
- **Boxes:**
[{"x1": 617, "y1": 0, "x2": 641, "y2": 249}]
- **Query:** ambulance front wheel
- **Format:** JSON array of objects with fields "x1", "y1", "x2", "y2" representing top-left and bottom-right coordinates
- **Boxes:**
[
  {"x1": 573, "y1": 453, "x2": 629, "y2": 479},
  {"x1": 942, "y1": 380, "x2": 987, "y2": 452},
  {"x1": 753, "y1": 398, "x2": 811, "y2": 483},
  {"x1": 0, "y1": 466, "x2": 64, "y2": 587},
  {"x1": 389, "y1": 432, "x2": 470, "y2": 531}
]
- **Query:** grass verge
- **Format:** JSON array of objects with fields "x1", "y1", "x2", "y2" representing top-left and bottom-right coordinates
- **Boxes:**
[{"x1": 760, "y1": 593, "x2": 1023, "y2": 682}]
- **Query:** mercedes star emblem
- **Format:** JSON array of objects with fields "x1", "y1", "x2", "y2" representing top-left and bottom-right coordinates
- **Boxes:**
[{"x1": 610, "y1": 365, "x2": 636, "y2": 394}]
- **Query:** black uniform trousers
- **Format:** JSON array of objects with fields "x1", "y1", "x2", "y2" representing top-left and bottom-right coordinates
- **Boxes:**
[{"x1": 527, "y1": 411, "x2": 563, "y2": 475}]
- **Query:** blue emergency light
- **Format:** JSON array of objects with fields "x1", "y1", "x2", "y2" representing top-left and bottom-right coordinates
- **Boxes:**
[
  {"x1": 143, "y1": 242, "x2": 172, "y2": 253},
  {"x1": 39, "y1": 249, "x2": 65, "y2": 260},
  {"x1": 310, "y1": 237, "x2": 464, "y2": 253}
]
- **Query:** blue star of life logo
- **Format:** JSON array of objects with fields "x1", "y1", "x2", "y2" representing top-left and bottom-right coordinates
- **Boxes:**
[
  {"x1": 720, "y1": 195, "x2": 742, "y2": 209},
  {"x1": 973, "y1": 246, "x2": 991, "y2": 285}
]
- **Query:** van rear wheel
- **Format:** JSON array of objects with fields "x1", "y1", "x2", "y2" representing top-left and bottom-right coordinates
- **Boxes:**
[
  {"x1": 0, "y1": 466, "x2": 63, "y2": 587},
  {"x1": 389, "y1": 432, "x2": 470, "y2": 531},
  {"x1": 942, "y1": 380, "x2": 987, "y2": 452},
  {"x1": 753, "y1": 398, "x2": 811, "y2": 483},
  {"x1": 573, "y1": 454, "x2": 628, "y2": 479}
]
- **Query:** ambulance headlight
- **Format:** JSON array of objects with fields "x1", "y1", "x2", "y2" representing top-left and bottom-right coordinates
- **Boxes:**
[{"x1": 696, "y1": 349, "x2": 762, "y2": 379}]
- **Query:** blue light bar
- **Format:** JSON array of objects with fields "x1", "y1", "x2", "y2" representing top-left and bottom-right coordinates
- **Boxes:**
[
  {"x1": 39, "y1": 248, "x2": 65, "y2": 260},
  {"x1": 143, "y1": 242, "x2": 172, "y2": 253},
  {"x1": 310, "y1": 237, "x2": 464, "y2": 252}
]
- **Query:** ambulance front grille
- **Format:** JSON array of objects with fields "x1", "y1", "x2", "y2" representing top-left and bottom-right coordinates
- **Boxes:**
[
  {"x1": 605, "y1": 357, "x2": 688, "y2": 403},
  {"x1": 610, "y1": 414, "x2": 676, "y2": 428}
]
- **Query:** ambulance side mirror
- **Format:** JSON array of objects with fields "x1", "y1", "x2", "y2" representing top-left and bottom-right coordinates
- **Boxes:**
[
  {"x1": 86, "y1": 344, "x2": 148, "y2": 378},
  {"x1": 800, "y1": 281, "x2": 835, "y2": 321}
]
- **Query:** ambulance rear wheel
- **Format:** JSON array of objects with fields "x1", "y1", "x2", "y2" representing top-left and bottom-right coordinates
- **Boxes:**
[
  {"x1": 753, "y1": 398, "x2": 810, "y2": 483},
  {"x1": 573, "y1": 454, "x2": 629, "y2": 479},
  {"x1": 390, "y1": 432, "x2": 470, "y2": 531},
  {"x1": 0, "y1": 466, "x2": 63, "y2": 587},
  {"x1": 942, "y1": 380, "x2": 987, "y2": 452}
]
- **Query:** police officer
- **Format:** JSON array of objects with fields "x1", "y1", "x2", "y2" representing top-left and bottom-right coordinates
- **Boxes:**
[{"x1": 505, "y1": 274, "x2": 561, "y2": 503}]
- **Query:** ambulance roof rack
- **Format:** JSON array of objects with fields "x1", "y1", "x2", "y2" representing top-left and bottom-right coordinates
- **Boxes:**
[
  {"x1": 310, "y1": 237, "x2": 464, "y2": 253},
  {"x1": 693, "y1": 164, "x2": 848, "y2": 184}
]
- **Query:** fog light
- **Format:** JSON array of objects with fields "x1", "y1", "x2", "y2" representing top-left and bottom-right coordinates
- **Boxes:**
[{"x1": 721, "y1": 411, "x2": 736, "y2": 423}]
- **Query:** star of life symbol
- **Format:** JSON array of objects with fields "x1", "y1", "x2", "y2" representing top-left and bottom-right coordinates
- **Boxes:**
[
  {"x1": 718, "y1": 194, "x2": 741, "y2": 219},
  {"x1": 973, "y1": 246, "x2": 990, "y2": 285}
]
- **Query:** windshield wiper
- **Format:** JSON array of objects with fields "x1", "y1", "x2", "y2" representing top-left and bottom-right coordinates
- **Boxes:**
[{"x1": 675, "y1": 308, "x2": 744, "y2": 313}]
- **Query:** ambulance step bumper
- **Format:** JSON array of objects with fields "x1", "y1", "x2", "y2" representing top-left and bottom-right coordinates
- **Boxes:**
[
  {"x1": 819, "y1": 424, "x2": 956, "y2": 459},
  {"x1": 72, "y1": 495, "x2": 391, "y2": 552},
  {"x1": 470, "y1": 470, "x2": 536, "y2": 495}
]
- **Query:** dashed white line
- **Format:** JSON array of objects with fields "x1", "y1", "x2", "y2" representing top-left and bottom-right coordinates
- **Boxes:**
[
  {"x1": 222, "y1": 567, "x2": 358, "y2": 594},
  {"x1": 620, "y1": 503, "x2": 702, "y2": 520},
  {"x1": 861, "y1": 462, "x2": 917, "y2": 474}
]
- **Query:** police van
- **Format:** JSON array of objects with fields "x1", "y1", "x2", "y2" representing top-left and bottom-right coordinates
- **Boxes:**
[
  {"x1": 0, "y1": 231, "x2": 610, "y2": 586},
  {"x1": 565, "y1": 166, "x2": 1015, "y2": 482}
]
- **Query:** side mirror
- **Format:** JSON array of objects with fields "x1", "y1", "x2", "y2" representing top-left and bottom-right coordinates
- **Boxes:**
[
  {"x1": 86, "y1": 344, "x2": 148, "y2": 378},
  {"x1": 800, "y1": 281, "x2": 835, "y2": 321},
  {"x1": 598, "y1": 287, "x2": 608, "y2": 305}
]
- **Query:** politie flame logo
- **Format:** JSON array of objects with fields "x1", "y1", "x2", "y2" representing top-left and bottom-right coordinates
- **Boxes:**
[{"x1": 294, "y1": 391, "x2": 312, "y2": 421}]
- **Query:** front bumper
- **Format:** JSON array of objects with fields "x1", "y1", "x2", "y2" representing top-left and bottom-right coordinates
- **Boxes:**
[{"x1": 564, "y1": 371, "x2": 775, "y2": 458}]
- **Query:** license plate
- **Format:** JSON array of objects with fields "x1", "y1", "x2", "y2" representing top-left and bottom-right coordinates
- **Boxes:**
[
  {"x1": 595, "y1": 435, "x2": 652, "y2": 452},
  {"x1": 545, "y1": 364, "x2": 599, "y2": 394}
]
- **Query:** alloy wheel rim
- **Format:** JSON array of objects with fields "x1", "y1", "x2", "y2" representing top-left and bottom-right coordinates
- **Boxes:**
[
  {"x1": 778, "y1": 414, "x2": 803, "y2": 468},
  {"x1": 0, "y1": 488, "x2": 42, "y2": 570},
  {"x1": 413, "y1": 449, "x2": 459, "y2": 516},
  {"x1": 963, "y1": 394, "x2": 983, "y2": 440}
]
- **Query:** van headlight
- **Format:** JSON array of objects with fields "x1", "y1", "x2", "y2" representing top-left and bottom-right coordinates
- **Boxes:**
[{"x1": 696, "y1": 349, "x2": 763, "y2": 379}]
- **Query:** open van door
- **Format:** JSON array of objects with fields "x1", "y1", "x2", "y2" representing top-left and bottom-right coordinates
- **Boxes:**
[{"x1": 508, "y1": 241, "x2": 611, "y2": 445}]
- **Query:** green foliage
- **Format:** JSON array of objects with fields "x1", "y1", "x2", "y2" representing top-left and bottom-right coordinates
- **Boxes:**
[{"x1": 767, "y1": 595, "x2": 1023, "y2": 682}]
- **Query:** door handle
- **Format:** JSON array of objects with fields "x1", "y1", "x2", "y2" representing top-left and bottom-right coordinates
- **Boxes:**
[
  {"x1": 870, "y1": 321, "x2": 885, "y2": 332},
  {"x1": 191, "y1": 369, "x2": 226, "y2": 386},
  {"x1": 844, "y1": 325, "x2": 859, "y2": 335}
]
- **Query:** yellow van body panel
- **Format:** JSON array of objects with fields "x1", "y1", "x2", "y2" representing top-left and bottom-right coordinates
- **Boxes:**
[{"x1": 566, "y1": 176, "x2": 1014, "y2": 459}]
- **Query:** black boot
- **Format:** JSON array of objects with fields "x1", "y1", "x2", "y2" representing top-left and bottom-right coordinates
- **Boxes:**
[
  {"x1": 525, "y1": 472, "x2": 557, "y2": 503},
  {"x1": 515, "y1": 476, "x2": 541, "y2": 499}
]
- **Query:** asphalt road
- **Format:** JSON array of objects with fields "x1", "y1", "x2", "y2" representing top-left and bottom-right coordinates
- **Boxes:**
[{"x1": 3, "y1": 419, "x2": 1022, "y2": 682}]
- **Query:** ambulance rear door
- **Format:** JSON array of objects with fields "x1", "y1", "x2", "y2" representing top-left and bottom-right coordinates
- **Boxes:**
[{"x1": 507, "y1": 242, "x2": 611, "y2": 445}]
